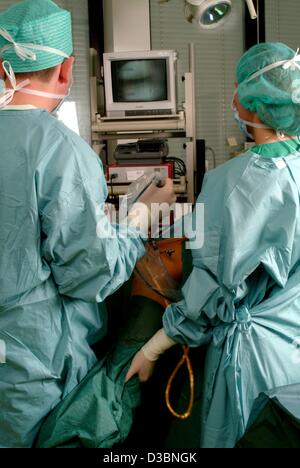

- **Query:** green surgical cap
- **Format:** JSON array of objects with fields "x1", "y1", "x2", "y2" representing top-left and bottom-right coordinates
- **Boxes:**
[
  {"x1": 0, "y1": 0, "x2": 73, "y2": 72},
  {"x1": 237, "y1": 42, "x2": 300, "y2": 135}
]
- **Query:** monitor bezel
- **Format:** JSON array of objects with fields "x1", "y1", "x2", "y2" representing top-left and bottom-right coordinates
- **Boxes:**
[{"x1": 103, "y1": 50, "x2": 177, "y2": 117}]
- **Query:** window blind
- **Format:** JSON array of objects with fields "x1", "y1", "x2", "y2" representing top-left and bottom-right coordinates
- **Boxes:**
[
  {"x1": 150, "y1": 0, "x2": 245, "y2": 167},
  {"x1": 265, "y1": 0, "x2": 300, "y2": 51},
  {"x1": 0, "y1": 0, "x2": 91, "y2": 143}
]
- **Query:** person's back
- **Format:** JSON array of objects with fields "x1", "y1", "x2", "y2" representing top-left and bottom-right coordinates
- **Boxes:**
[
  {"x1": 0, "y1": 0, "x2": 176, "y2": 447},
  {"x1": 126, "y1": 42, "x2": 300, "y2": 448},
  {"x1": 0, "y1": 108, "x2": 107, "y2": 448}
]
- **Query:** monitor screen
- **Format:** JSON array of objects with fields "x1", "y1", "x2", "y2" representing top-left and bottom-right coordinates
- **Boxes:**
[{"x1": 111, "y1": 59, "x2": 168, "y2": 103}]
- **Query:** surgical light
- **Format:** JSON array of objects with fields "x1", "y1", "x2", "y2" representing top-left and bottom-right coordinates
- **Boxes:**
[
  {"x1": 159, "y1": 0, "x2": 258, "y2": 29},
  {"x1": 184, "y1": 0, "x2": 232, "y2": 29}
]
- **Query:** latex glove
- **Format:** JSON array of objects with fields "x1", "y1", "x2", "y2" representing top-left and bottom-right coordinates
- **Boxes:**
[
  {"x1": 125, "y1": 329, "x2": 176, "y2": 383},
  {"x1": 125, "y1": 178, "x2": 177, "y2": 235},
  {"x1": 125, "y1": 350, "x2": 157, "y2": 383},
  {"x1": 138, "y1": 178, "x2": 177, "y2": 208},
  {"x1": 142, "y1": 328, "x2": 176, "y2": 361}
]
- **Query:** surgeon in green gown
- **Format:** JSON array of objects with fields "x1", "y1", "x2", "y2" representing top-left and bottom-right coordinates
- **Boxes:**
[
  {"x1": 127, "y1": 42, "x2": 300, "y2": 448},
  {"x1": 0, "y1": 0, "x2": 175, "y2": 448}
]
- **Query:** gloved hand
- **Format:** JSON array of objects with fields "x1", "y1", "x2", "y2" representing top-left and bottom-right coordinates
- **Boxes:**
[
  {"x1": 138, "y1": 178, "x2": 177, "y2": 208},
  {"x1": 125, "y1": 350, "x2": 156, "y2": 383},
  {"x1": 142, "y1": 328, "x2": 176, "y2": 361},
  {"x1": 125, "y1": 178, "x2": 176, "y2": 235},
  {"x1": 125, "y1": 329, "x2": 176, "y2": 383}
]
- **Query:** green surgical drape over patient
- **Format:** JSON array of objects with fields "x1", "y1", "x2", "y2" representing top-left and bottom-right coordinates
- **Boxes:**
[
  {"x1": 163, "y1": 139, "x2": 300, "y2": 447},
  {"x1": 0, "y1": 109, "x2": 145, "y2": 448}
]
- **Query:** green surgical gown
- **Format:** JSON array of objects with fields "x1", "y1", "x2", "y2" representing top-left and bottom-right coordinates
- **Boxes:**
[
  {"x1": 0, "y1": 109, "x2": 145, "y2": 448},
  {"x1": 163, "y1": 138, "x2": 300, "y2": 448}
]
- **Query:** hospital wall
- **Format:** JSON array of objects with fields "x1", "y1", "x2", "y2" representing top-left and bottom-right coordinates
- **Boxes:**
[
  {"x1": 103, "y1": 0, "x2": 151, "y2": 52},
  {"x1": 265, "y1": 0, "x2": 300, "y2": 50}
]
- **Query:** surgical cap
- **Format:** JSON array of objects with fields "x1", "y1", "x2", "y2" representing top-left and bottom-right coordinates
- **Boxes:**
[
  {"x1": 0, "y1": 0, "x2": 73, "y2": 73},
  {"x1": 237, "y1": 42, "x2": 300, "y2": 135}
]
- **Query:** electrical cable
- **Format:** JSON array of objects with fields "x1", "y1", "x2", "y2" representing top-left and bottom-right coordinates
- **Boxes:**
[
  {"x1": 166, "y1": 157, "x2": 187, "y2": 178},
  {"x1": 135, "y1": 240, "x2": 195, "y2": 420},
  {"x1": 165, "y1": 345, "x2": 195, "y2": 420},
  {"x1": 110, "y1": 174, "x2": 118, "y2": 198}
]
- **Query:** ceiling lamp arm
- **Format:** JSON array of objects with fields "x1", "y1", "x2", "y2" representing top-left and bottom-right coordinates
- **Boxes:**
[{"x1": 245, "y1": 0, "x2": 257, "y2": 19}]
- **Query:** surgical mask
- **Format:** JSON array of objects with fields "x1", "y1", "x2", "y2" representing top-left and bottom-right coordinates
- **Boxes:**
[
  {"x1": 51, "y1": 75, "x2": 73, "y2": 116},
  {"x1": 233, "y1": 105, "x2": 254, "y2": 139},
  {"x1": 232, "y1": 91, "x2": 299, "y2": 150},
  {"x1": 232, "y1": 90, "x2": 270, "y2": 139}
]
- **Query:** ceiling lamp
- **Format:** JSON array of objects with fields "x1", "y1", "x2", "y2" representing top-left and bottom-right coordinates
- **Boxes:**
[
  {"x1": 157, "y1": 0, "x2": 258, "y2": 29},
  {"x1": 184, "y1": 0, "x2": 232, "y2": 29}
]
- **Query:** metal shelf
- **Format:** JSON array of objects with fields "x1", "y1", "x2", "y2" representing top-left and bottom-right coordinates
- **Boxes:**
[
  {"x1": 92, "y1": 113, "x2": 186, "y2": 134},
  {"x1": 91, "y1": 63, "x2": 196, "y2": 203},
  {"x1": 107, "y1": 176, "x2": 187, "y2": 197}
]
